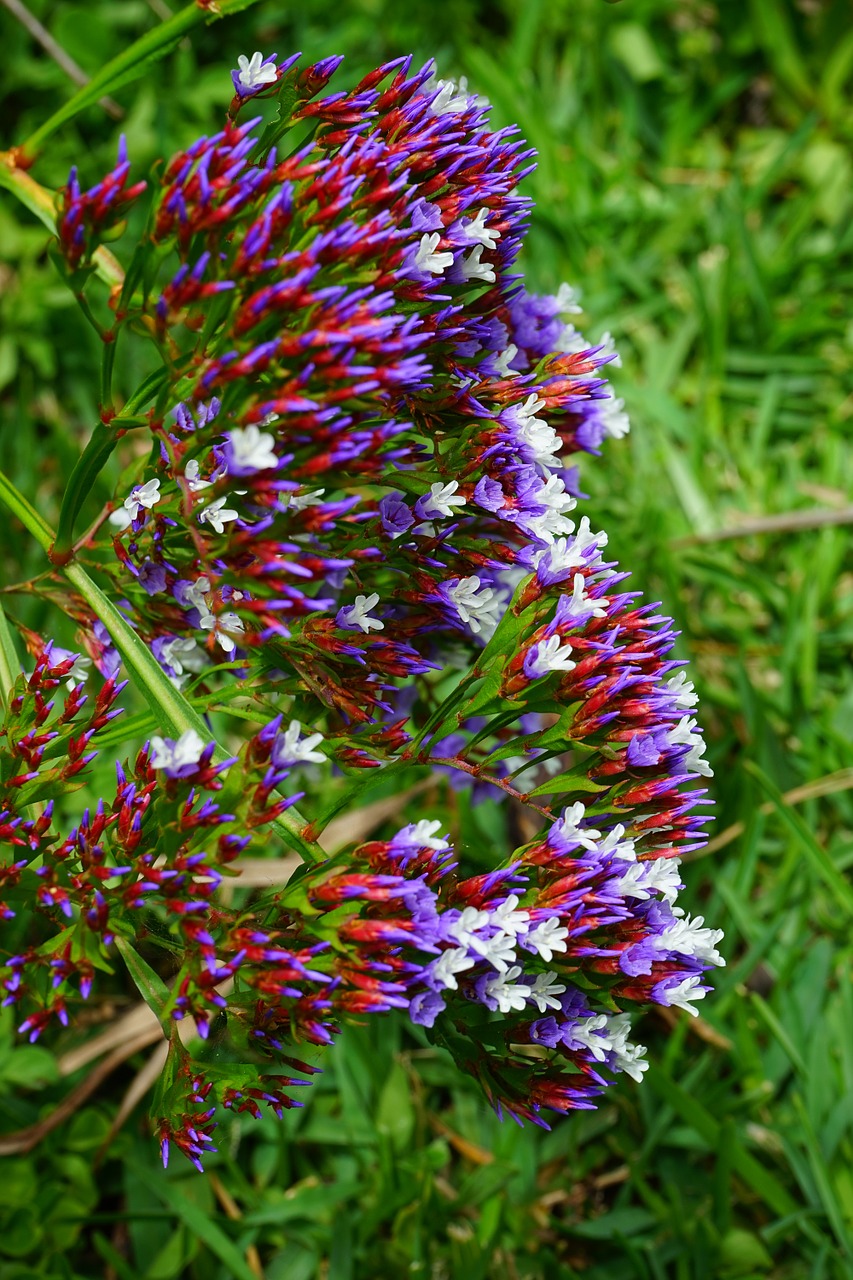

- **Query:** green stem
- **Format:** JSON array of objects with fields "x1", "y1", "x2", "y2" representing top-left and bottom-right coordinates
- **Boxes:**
[
  {"x1": 52, "y1": 366, "x2": 171, "y2": 561},
  {"x1": 20, "y1": 0, "x2": 265, "y2": 160},
  {"x1": 0, "y1": 468, "x2": 325, "y2": 866},
  {"x1": 0, "y1": 598, "x2": 20, "y2": 711}
]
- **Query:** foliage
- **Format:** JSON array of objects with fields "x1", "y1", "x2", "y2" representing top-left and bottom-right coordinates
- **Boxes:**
[{"x1": 0, "y1": 0, "x2": 851, "y2": 1277}]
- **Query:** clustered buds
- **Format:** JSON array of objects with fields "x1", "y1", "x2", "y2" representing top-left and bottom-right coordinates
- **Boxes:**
[{"x1": 1, "y1": 49, "x2": 723, "y2": 1168}]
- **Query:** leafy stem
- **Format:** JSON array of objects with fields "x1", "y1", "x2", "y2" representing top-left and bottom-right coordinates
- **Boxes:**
[{"x1": 0, "y1": 468, "x2": 326, "y2": 866}]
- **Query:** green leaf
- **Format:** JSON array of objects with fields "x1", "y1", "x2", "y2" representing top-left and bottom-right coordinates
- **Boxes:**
[
  {"x1": 113, "y1": 935, "x2": 170, "y2": 1021},
  {"x1": 128, "y1": 1164, "x2": 259, "y2": 1280}
]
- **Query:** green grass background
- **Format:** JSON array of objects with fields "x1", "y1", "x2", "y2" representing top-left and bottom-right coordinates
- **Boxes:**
[{"x1": 1, "y1": 0, "x2": 852, "y2": 1276}]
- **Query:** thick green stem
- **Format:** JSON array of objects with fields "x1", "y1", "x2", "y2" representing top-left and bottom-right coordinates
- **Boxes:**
[{"x1": 0, "y1": 468, "x2": 326, "y2": 866}]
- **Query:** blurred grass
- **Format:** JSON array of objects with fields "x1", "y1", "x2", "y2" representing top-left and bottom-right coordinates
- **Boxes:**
[{"x1": 1, "y1": 0, "x2": 852, "y2": 1276}]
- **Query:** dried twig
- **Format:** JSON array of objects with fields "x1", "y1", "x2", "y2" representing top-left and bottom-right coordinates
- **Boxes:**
[
  {"x1": 672, "y1": 504, "x2": 853, "y2": 548},
  {"x1": 686, "y1": 767, "x2": 853, "y2": 860},
  {"x1": 0, "y1": 0, "x2": 123, "y2": 118}
]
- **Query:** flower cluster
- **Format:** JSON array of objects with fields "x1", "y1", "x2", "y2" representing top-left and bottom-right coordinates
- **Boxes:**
[{"x1": 0, "y1": 49, "x2": 723, "y2": 1167}]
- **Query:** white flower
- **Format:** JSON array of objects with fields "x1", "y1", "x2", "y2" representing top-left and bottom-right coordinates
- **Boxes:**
[
  {"x1": 615, "y1": 857, "x2": 683, "y2": 904},
  {"x1": 555, "y1": 282, "x2": 583, "y2": 315},
  {"x1": 655, "y1": 911, "x2": 724, "y2": 967},
  {"x1": 225, "y1": 425, "x2": 278, "y2": 474},
  {"x1": 461, "y1": 208, "x2": 500, "y2": 250},
  {"x1": 527, "y1": 972, "x2": 567, "y2": 1013},
  {"x1": 337, "y1": 593, "x2": 384, "y2": 634},
  {"x1": 601, "y1": 1013, "x2": 648, "y2": 1081},
  {"x1": 179, "y1": 575, "x2": 212, "y2": 619},
  {"x1": 484, "y1": 966, "x2": 529, "y2": 1014},
  {"x1": 272, "y1": 719, "x2": 326, "y2": 767},
  {"x1": 489, "y1": 894, "x2": 530, "y2": 938},
  {"x1": 458, "y1": 244, "x2": 495, "y2": 283},
  {"x1": 200, "y1": 610, "x2": 245, "y2": 655},
  {"x1": 666, "y1": 715, "x2": 713, "y2": 777},
  {"x1": 599, "y1": 824, "x2": 637, "y2": 862},
  {"x1": 446, "y1": 907, "x2": 491, "y2": 948},
  {"x1": 563, "y1": 572, "x2": 609, "y2": 622},
  {"x1": 428, "y1": 75, "x2": 485, "y2": 116},
  {"x1": 567, "y1": 1014, "x2": 618, "y2": 1060},
  {"x1": 414, "y1": 232, "x2": 454, "y2": 276},
  {"x1": 286, "y1": 487, "x2": 326, "y2": 511},
  {"x1": 184, "y1": 459, "x2": 211, "y2": 493},
  {"x1": 552, "y1": 802, "x2": 602, "y2": 852},
  {"x1": 598, "y1": 388, "x2": 631, "y2": 440},
  {"x1": 520, "y1": 475, "x2": 578, "y2": 544},
  {"x1": 469, "y1": 929, "x2": 518, "y2": 973},
  {"x1": 236, "y1": 51, "x2": 278, "y2": 90},
  {"x1": 159, "y1": 637, "x2": 205, "y2": 678},
  {"x1": 150, "y1": 728, "x2": 206, "y2": 773},
  {"x1": 419, "y1": 481, "x2": 467, "y2": 519},
  {"x1": 397, "y1": 819, "x2": 449, "y2": 851},
  {"x1": 525, "y1": 635, "x2": 576, "y2": 678},
  {"x1": 492, "y1": 344, "x2": 518, "y2": 377},
  {"x1": 665, "y1": 670, "x2": 699, "y2": 710},
  {"x1": 558, "y1": 323, "x2": 588, "y2": 354},
  {"x1": 431, "y1": 947, "x2": 476, "y2": 992},
  {"x1": 445, "y1": 576, "x2": 501, "y2": 635},
  {"x1": 524, "y1": 917, "x2": 569, "y2": 963},
  {"x1": 198, "y1": 496, "x2": 240, "y2": 534},
  {"x1": 658, "y1": 974, "x2": 708, "y2": 1016},
  {"x1": 108, "y1": 478, "x2": 161, "y2": 529}
]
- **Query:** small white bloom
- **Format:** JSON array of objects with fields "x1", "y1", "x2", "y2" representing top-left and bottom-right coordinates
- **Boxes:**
[
  {"x1": 555, "y1": 282, "x2": 583, "y2": 315},
  {"x1": 524, "y1": 917, "x2": 569, "y2": 963},
  {"x1": 489, "y1": 894, "x2": 530, "y2": 938},
  {"x1": 484, "y1": 965, "x2": 529, "y2": 1014},
  {"x1": 431, "y1": 946, "x2": 476, "y2": 992},
  {"x1": 159, "y1": 637, "x2": 205, "y2": 678},
  {"x1": 236, "y1": 51, "x2": 278, "y2": 90},
  {"x1": 150, "y1": 728, "x2": 206, "y2": 773},
  {"x1": 108, "y1": 478, "x2": 161, "y2": 529},
  {"x1": 665, "y1": 670, "x2": 699, "y2": 710},
  {"x1": 461, "y1": 208, "x2": 500, "y2": 250},
  {"x1": 658, "y1": 974, "x2": 708, "y2": 1016},
  {"x1": 272, "y1": 719, "x2": 326, "y2": 767},
  {"x1": 419, "y1": 481, "x2": 467, "y2": 519},
  {"x1": 552, "y1": 801, "x2": 602, "y2": 852},
  {"x1": 179, "y1": 575, "x2": 212, "y2": 619},
  {"x1": 602, "y1": 1013, "x2": 648, "y2": 1081},
  {"x1": 225, "y1": 425, "x2": 278, "y2": 474},
  {"x1": 655, "y1": 911, "x2": 725, "y2": 967},
  {"x1": 398, "y1": 819, "x2": 449, "y2": 850},
  {"x1": 599, "y1": 824, "x2": 637, "y2": 862},
  {"x1": 558, "y1": 323, "x2": 588, "y2": 354},
  {"x1": 458, "y1": 244, "x2": 495, "y2": 283},
  {"x1": 563, "y1": 572, "x2": 609, "y2": 622},
  {"x1": 446, "y1": 907, "x2": 491, "y2": 948},
  {"x1": 286, "y1": 488, "x2": 326, "y2": 511},
  {"x1": 615, "y1": 857, "x2": 683, "y2": 904},
  {"x1": 666, "y1": 715, "x2": 713, "y2": 777},
  {"x1": 198, "y1": 495, "x2": 240, "y2": 534},
  {"x1": 337, "y1": 593, "x2": 384, "y2": 634},
  {"x1": 492, "y1": 344, "x2": 519, "y2": 377},
  {"x1": 567, "y1": 1014, "x2": 611, "y2": 1060},
  {"x1": 527, "y1": 972, "x2": 567, "y2": 1014},
  {"x1": 200, "y1": 609, "x2": 245, "y2": 655},
  {"x1": 428, "y1": 75, "x2": 486, "y2": 116},
  {"x1": 414, "y1": 232, "x2": 454, "y2": 276},
  {"x1": 598, "y1": 388, "x2": 631, "y2": 440},
  {"x1": 184, "y1": 459, "x2": 211, "y2": 494},
  {"x1": 445, "y1": 576, "x2": 501, "y2": 635},
  {"x1": 525, "y1": 634, "x2": 576, "y2": 678},
  {"x1": 469, "y1": 928, "x2": 518, "y2": 973}
]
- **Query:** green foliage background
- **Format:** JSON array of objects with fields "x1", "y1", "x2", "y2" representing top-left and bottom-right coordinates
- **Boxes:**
[{"x1": 0, "y1": 0, "x2": 852, "y2": 1276}]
